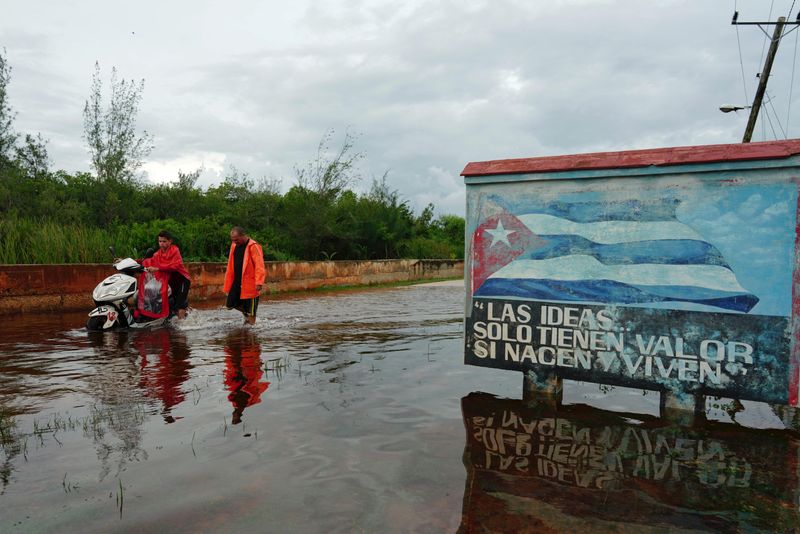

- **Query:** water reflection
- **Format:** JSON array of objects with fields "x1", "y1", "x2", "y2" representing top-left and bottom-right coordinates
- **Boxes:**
[
  {"x1": 460, "y1": 392, "x2": 800, "y2": 532},
  {"x1": 134, "y1": 329, "x2": 192, "y2": 423},
  {"x1": 1, "y1": 284, "x2": 476, "y2": 531},
  {"x1": 84, "y1": 331, "x2": 154, "y2": 480},
  {"x1": 223, "y1": 328, "x2": 269, "y2": 425}
]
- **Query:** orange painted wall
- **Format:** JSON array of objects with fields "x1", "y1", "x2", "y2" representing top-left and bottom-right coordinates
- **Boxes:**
[{"x1": 0, "y1": 259, "x2": 463, "y2": 314}]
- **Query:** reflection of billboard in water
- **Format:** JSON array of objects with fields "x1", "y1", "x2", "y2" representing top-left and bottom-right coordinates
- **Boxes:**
[
  {"x1": 463, "y1": 142, "x2": 800, "y2": 405},
  {"x1": 460, "y1": 392, "x2": 800, "y2": 532}
]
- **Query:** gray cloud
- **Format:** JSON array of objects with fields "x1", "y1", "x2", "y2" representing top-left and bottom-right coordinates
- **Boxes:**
[{"x1": 2, "y1": 0, "x2": 799, "y2": 215}]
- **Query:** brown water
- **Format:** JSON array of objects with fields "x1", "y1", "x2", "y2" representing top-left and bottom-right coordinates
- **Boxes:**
[{"x1": 0, "y1": 282, "x2": 798, "y2": 533}]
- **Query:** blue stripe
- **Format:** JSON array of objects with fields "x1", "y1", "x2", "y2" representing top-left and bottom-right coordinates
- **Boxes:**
[
  {"x1": 526, "y1": 236, "x2": 730, "y2": 267},
  {"x1": 474, "y1": 278, "x2": 759, "y2": 313},
  {"x1": 490, "y1": 196, "x2": 680, "y2": 222}
]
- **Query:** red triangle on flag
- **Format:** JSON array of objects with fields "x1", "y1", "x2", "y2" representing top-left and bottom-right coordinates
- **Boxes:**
[{"x1": 471, "y1": 212, "x2": 542, "y2": 294}]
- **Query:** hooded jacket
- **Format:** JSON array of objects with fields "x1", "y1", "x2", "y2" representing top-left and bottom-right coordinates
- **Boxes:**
[
  {"x1": 223, "y1": 238, "x2": 266, "y2": 299},
  {"x1": 142, "y1": 244, "x2": 191, "y2": 281}
]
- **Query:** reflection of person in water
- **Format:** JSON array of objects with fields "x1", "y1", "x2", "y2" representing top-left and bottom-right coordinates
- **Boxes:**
[
  {"x1": 223, "y1": 329, "x2": 269, "y2": 424},
  {"x1": 133, "y1": 329, "x2": 192, "y2": 423}
]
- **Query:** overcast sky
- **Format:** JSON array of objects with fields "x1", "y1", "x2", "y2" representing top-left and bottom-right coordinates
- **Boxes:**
[{"x1": 2, "y1": 0, "x2": 800, "y2": 215}]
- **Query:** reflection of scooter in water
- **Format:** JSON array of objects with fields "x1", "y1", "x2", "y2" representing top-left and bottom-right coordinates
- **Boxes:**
[
  {"x1": 223, "y1": 329, "x2": 269, "y2": 424},
  {"x1": 133, "y1": 328, "x2": 192, "y2": 424},
  {"x1": 85, "y1": 329, "x2": 193, "y2": 424},
  {"x1": 87, "y1": 247, "x2": 175, "y2": 331},
  {"x1": 82, "y1": 330, "x2": 151, "y2": 478}
]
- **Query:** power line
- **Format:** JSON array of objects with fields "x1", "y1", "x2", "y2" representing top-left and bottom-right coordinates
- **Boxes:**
[
  {"x1": 763, "y1": 100, "x2": 779, "y2": 139},
  {"x1": 761, "y1": 101, "x2": 778, "y2": 141},
  {"x1": 759, "y1": 1, "x2": 776, "y2": 67},
  {"x1": 735, "y1": 1, "x2": 751, "y2": 102},
  {"x1": 787, "y1": 22, "x2": 798, "y2": 135},
  {"x1": 766, "y1": 91, "x2": 787, "y2": 137}
]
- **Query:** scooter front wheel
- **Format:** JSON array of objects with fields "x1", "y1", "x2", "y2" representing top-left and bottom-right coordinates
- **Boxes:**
[{"x1": 86, "y1": 316, "x2": 109, "y2": 331}]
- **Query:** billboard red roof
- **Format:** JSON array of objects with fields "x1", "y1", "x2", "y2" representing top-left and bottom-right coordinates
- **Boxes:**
[{"x1": 461, "y1": 139, "x2": 800, "y2": 177}]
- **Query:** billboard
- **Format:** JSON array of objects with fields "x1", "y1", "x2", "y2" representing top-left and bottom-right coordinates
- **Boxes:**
[{"x1": 463, "y1": 141, "x2": 800, "y2": 405}]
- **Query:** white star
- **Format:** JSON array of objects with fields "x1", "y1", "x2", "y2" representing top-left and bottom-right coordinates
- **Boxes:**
[{"x1": 485, "y1": 220, "x2": 515, "y2": 247}]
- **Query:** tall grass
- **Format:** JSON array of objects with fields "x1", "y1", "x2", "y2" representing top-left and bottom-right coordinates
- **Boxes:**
[
  {"x1": 0, "y1": 216, "x2": 234, "y2": 263},
  {"x1": 0, "y1": 217, "x2": 142, "y2": 264},
  {"x1": 0, "y1": 215, "x2": 461, "y2": 264}
]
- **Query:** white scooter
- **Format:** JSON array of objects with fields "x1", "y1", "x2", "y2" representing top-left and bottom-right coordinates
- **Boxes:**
[{"x1": 86, "y1": 247, "x2": 173, "y2": 331}]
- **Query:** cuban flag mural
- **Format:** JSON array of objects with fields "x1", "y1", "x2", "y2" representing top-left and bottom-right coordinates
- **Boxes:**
[
  {"x1": 471, "y1": 197, "x2": 760, "y2": 314},
  {"x1": 463, "y1": 143, "x2": 800, "y2": 407}
]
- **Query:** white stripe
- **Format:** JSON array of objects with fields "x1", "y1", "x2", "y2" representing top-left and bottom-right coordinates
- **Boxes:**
[
  {"x1": 517, "y1": 214, "x2": 703, "y2": 244},
  {"x1": 490, "y1": 256, "x2": 747, "y2": 293}
]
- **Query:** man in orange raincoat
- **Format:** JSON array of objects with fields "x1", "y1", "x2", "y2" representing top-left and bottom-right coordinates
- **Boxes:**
[{"x1": 224, "y1": 226, "x2": 266, "y2": 325}]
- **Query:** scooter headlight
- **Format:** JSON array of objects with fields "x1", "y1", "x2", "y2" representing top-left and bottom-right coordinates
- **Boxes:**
[
  {"x1": 93, "y1": 274, "x2": 133, "y2": 301},
  {"x1": 107, "y1": 285, "x2": 123, "y2": 296}
]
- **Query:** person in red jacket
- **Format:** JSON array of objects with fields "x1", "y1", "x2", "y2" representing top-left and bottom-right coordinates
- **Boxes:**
[
  {"x1": 224, "y1": 226, "x2": 266, "y2": 325},
  {"x1": 142, "y1": 230, "x2": 192, "y2": 319}
]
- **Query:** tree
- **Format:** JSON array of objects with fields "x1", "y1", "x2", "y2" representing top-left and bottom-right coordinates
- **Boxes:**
[
  {"x1": 0, "y1": 50, "x2": 50, "y2": 179},
  {"x1": 14, "y1": 133, "x2": 50, "y2": 178},
  {"x1": 295, "y1": 128, "x2": 363, "y2": 197},
  {"x1": 414, "y1": 203, "x2": 435, "y2": 236},
  {"x1": 0, "y1": 49, "x2": 17, "y2": 165},
  {"x1": 83, "y1": 62, "x2": 153, "y2": 182}
]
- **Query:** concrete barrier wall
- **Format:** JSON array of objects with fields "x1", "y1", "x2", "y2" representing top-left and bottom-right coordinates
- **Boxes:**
[{"x1": 0, "y1": 259, "x2": 463, "y2": 314}]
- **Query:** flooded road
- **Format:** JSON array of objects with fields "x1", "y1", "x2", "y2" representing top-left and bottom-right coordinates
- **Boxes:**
[{"x1": 0, "y1": 281, "x2": 799, "y2": 532}]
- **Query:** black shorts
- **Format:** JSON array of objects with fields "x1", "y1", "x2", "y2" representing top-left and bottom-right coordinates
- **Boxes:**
[
  {"x1": 226, "y1": 287, "x2": 259, "y2": 316},
  {"x1": 169, "y1": 276, "x2": 190, "y2": 310}
]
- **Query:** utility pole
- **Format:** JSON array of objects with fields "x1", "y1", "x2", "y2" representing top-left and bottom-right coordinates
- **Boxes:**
[
  {"x1": 732, "y1": 11, "x2": 800, "y2": 142},
  {"x1": 742, "y1": 17, "x2": 786, "y2": 143}
]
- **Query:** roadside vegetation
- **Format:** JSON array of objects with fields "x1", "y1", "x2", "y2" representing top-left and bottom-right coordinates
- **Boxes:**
[{"x1": 0, "y1": 51, "x2": 464, "y2": 264}]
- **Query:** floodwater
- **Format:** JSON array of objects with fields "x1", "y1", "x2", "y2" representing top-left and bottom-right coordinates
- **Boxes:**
[{"x1": 0, "y1": 281, "x2": 798, "y2": 533}]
